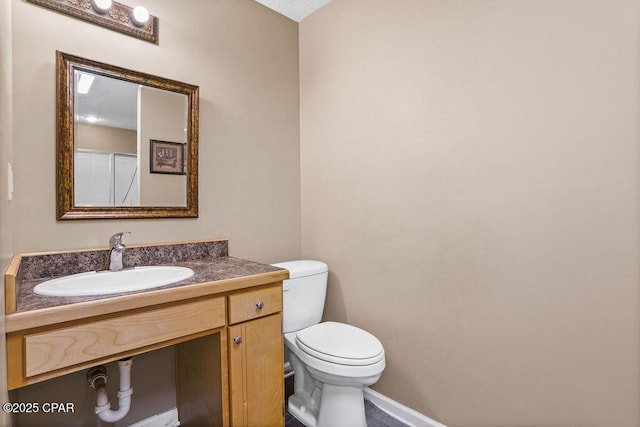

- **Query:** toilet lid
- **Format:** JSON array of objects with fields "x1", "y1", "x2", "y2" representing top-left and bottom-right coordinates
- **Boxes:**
[{"x1": 295, "y1": 322, "x2": 385, "y2": 366}]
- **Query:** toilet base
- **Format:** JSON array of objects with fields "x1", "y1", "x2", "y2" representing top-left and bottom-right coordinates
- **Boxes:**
[
  {"x1": 288, "y1": 393, "x2": 319, "y2": 427},
  {"x1": 317, "y1": 384, "x2": 367, "y2": 427},
  {"x1": 289, "y1": 383, "x2": 367, "y2": 427}
]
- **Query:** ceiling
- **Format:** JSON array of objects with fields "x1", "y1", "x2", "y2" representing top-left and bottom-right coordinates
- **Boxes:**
[
  {"x1": 253, "y1": 0, "x2": 331, "y2": 22},
  {"x1": 75, "y1": 71, "x2": 138, "y2": 130}
]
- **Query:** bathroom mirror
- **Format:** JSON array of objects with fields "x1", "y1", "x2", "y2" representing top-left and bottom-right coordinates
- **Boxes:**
[{"x1": 56, "y1": 51, "x2": 199, "y2": 220}]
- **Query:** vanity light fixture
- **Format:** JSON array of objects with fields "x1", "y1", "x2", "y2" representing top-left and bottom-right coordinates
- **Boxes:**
[
  {"x1": 77, "y1": 73, "x2": 95, "y2": 94},
  {"x1": 131, "y1": 6, "x2": 149, "y2": 26},
  {"x1": 26, "y1": 0, "x2": 158, "y2": 44},
  {"x1": 91, "y1": 0, "x2": 112, "y2": 14}
]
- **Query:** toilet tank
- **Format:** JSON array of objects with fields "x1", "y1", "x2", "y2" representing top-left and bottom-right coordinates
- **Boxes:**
[{"x1": 271, "y1": 260, "x2": 328, "y2": 333}]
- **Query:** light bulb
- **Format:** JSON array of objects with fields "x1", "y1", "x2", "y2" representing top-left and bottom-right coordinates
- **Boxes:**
[
  {"x1": 131, "y1": 6, "x2": 150, "y2": 26},
  {"x1": 91, "y1": 0, "x2": 112, "y2": 13}
]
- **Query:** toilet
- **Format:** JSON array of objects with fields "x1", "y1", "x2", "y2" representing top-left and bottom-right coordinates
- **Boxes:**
[{"x1": 272, "y1": 260, "x2": 386, "y2": 427}]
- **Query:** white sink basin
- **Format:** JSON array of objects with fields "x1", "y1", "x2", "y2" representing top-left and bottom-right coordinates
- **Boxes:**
[{"x1": 33, "y1": 266, "x2": 195, "y2": 297}]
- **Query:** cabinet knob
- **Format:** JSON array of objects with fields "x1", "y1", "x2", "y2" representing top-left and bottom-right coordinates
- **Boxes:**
[
  {"x1": 255, "y1": 301, "x2": 265, "y2": 310},
  {"x1": 233, "y1": 336, "x2": 242, "y2": 344}
]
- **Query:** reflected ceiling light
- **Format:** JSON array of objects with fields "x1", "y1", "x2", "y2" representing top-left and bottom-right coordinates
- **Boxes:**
[
  {"x1": 91, "y1": 0, "x2": 112, "y2": 14},
  {"x1": 131, "y1": 6, "x2": 150, "y2": 26},
  {"x1": 85, "y1": 116, "x2": 99, "y2": 123},
  {"x1": 77, "y1": 73, "x2": 95, "y2": 94}
]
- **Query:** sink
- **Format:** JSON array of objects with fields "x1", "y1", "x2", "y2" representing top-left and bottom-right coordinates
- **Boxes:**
[{"x1": 33, "y1": 266, "x2": 195, "y2": 297}]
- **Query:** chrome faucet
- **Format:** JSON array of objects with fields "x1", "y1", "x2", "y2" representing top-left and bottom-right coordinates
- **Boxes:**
[{"x1": 109, "y1": 232, "x2": 130, "y2": 271}]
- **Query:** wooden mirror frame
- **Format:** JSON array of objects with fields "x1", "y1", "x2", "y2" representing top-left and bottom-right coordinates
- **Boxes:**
[{"x1": 56, "y1": 51, "x2": 199, "y2": 220}]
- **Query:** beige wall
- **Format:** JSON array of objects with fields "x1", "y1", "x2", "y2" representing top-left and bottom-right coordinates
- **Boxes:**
[
  {"x1": 76, "y1": 123, "x2": 136, "y2": 154},
  {"x1": 139, "y1": 86, "x2": 187, "y2": 207},
  {"x1": 300, "y1": 0, "x2": 640, "y2": 426},
  {"x1": 11, "y1": 0, "x2": 301, "y2": 263},
  {"x1": 0, "y1": 0, "x2": 12, "y2": 425},
  {"x1": 9, "y1": 0, "x2": 300, "y2": 425}
]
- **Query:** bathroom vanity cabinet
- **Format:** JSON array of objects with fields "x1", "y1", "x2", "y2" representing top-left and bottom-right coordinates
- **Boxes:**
[
  {"x1": 3, "y1": 240, "x2": 287, "y2": 427},
  {"x1": 228, "y1": 286, "x2": 284, "y2": 427}
]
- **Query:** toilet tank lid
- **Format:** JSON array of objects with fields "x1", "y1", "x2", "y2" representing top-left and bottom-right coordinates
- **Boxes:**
[{"x1": 271, "y1": 260, "x2": 328, "y2": 278}]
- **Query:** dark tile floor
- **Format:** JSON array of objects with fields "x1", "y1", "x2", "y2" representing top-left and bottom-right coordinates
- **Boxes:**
[
  {"x1": 284, "y1": 376, "x2": 408, "y2": 427},
  {"x1": 285, "y1": 408, "x2": 306, "y2": 427}
]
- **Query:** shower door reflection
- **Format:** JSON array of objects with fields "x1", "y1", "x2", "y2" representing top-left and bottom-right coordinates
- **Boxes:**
[{"x1": 75, "y1": 150, "x2": 138, "y2": 207}]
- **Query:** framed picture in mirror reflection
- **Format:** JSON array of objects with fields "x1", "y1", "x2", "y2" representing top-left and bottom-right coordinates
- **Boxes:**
[{"x1": 150, "y1": 140, "x2": 186, "y2": 175}]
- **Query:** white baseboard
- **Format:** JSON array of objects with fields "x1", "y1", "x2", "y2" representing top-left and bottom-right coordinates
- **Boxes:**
[
  {"x1": 128, "y1": 408, "x2": 180, "y2": 427},
  {"x1": 364, "y1": 388, "x2": 447, "y2": 427},
  {"x1": 127, "y1": 391, "x2": 444, "y2": 427}
]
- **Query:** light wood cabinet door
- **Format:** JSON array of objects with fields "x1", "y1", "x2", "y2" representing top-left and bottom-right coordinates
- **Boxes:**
[{"x1": 229, "y1": 313, "x2": 283, "y2": 427}]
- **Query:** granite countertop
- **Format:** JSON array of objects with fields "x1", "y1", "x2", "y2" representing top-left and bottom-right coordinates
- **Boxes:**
[
  {"x1": 5, "y1": 240, "x2": 289, "y2": 332},
  {"x1": 16, "y1": 256, "x2": 286, "y2": 313}
]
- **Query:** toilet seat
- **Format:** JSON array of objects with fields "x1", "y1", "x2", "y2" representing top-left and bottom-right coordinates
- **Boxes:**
[{"x1": 295, "y1": 321, "x2": 384, "y2": 366}]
